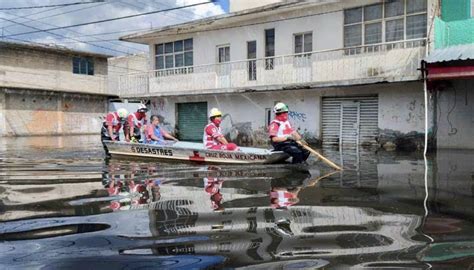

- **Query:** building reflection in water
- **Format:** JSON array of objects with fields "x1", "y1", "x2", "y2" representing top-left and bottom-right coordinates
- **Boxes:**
[{"x1": 142, "y1": 165, "x2": 424, "y2": 268}]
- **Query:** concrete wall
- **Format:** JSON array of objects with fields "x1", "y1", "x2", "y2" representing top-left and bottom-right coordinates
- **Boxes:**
[
  {"x1": 436, "y1": 80, "x2": 474, "y2": 149},
  {"x1": 441, "y1": 0, "x2": 471, "y2": 21},
  {"x1": 2, "y1": 88, "x2": 107, "y2": 136},
  {"x1": 0, "y1": 46, "x2": 108, "y2": 94},
  {"x1": 145, "y1": 81, "x2": 426, "y2": 148},
  {"x1": 229, "y1": 0, "x2": 284, "y2": 12},
  {"x1": 434, "y1": 17, "x2": 474, "y2": 48},
  {"x1": 108, "y1": 53, "x2": 149, "y2": 95}
]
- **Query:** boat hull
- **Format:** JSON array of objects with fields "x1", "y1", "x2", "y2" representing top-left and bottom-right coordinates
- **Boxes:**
[{"x1": 104, "y1": 141, "x2": 289, "y2": 164}]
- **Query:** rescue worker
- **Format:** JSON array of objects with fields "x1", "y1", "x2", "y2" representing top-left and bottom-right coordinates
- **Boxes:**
[
  {"x1": 101, "y1": 108, "x2": 128, "y2": 155},
  {"x1": 268, "y1": 102, "x2": 309, "y2": 164},
  {"x1": 127, "y1": 104, "x2": 148, "y2": 143},
  {"x1": 145, "y1": 115, "x2": 178, "y2": 144},
  {"x1": 203, "y1": 108, "x2": 238, "y2": 151}
]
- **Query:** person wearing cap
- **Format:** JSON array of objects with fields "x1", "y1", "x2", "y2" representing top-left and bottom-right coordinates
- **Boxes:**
[
  {"x1": 268, "y1": 102, "x2": 309, "y2": 164},
  {"x1": 145, "y1": 115, "x2": 178, "y2": 145},
  {"x1": 101, "y1": 108, "x2": 128, "y2": 155},
  {"x1": 203, "y1": 108, "x2": 239, "y2": 151},
  {"x1": 126, "y1": 104, "x2": 148, "y2": 143}
]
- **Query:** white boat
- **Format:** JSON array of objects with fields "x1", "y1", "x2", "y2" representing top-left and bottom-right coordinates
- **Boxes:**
[{"x1": 104, "y1": 141, "x2": 289, "y2": 164}]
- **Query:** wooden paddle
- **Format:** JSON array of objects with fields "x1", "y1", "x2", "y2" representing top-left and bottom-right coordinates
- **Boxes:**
[{"x1": 296, "y1": 141, "x2": 343, "y2": 171}]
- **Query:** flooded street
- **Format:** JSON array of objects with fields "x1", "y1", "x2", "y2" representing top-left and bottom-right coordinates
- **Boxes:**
[{"x1": 0, "y1": 136, "x2": 473, "y2": 269}]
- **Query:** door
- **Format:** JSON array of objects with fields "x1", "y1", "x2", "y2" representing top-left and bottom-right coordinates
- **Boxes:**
[
  {"x1": 177, "y1": 102, "x2": 208, "y2": 141},
  {"x1": 322, "y1": 96, "x2": 378, "y2": 146},
  {"x1": 340, "y1": 101, "x2": 360, "y2": 146}
]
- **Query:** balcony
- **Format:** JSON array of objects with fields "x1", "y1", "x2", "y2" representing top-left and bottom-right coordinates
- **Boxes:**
[{"x1": 118, "y1": 39, "x2": 426, "y2": 97}]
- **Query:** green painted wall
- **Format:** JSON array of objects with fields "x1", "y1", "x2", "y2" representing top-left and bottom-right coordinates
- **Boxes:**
[
  {"x1": 435, "y1": 17, "x2": 474, "y2": 48},
  {"x1": 441, "y1": 0, "x2": 471, "y2": 21}
]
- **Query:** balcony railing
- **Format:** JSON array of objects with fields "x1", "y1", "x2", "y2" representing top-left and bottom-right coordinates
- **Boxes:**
[{"x1": 118, "y1": 39, "x2": 426, "y2": 96}]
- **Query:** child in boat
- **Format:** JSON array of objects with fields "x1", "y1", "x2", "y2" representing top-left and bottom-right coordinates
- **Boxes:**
[
  {"x1": 268, "y1": 103, "x2": 309, "y2": 164},
  {"x1": 203, "y1": 108, "x2": 239, "y2": 151},
  {"x1": 145, "y1": 115, "x2": 178, "y2": 145}
]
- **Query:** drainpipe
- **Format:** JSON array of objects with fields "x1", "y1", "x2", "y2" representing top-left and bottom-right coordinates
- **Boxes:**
[{"x1": 423, "y1": 60, "x2": 429, "y2": 156}]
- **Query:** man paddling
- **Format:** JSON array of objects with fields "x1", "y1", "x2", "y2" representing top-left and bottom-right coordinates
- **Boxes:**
[
  {"x1": 203, "y1": 108, "x2": 239, "y2": 151},
  {"x1": 268, "y1": 103, "x2": 309, "y2": 164}
]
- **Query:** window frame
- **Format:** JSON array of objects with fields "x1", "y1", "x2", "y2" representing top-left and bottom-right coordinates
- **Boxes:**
[
  {"x1": 343, "y1": 0, "x2": 427, "y2": 51},
  {"x1": 216, "y1": 44, "x2": 230, "y2": 63},
  {"x1": 72, "y1": 56, "x2": 94, "y2": 76},
  {"x1": 265, "y1": 28, "x2": 275, "y2": 70},
  {"x1": 155, "y1": 38, "x2": 193, "y2": 74},
  {"x1": 294, "y1": 32, "x2": 313, "y2": 57}
]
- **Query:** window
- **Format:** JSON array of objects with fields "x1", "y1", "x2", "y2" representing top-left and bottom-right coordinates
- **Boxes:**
[
  {"x1": 265, "y1": 108, "x2": 272, "y2": 127},
  {"x1": 265, "y1": 28, "x2": 275, "y2": 70},
  {"x1": 343, "y1": 0, "x2": 427, "y2": 52},
  {"x1": 72, "y1": 57, "x2": 94, "y2": 75},
  {"x1": 155, "y1": 38, "x2": 193, "y2": 74},
  {"x1": 294, "y1": 32, "x2": 312, "y2": 55},
  {"x1": 247, "y1": 41, "x2": 257, "y2": 81},
  {"x1": 217, "y1": 45, "x2": 230, "y2": 63}
]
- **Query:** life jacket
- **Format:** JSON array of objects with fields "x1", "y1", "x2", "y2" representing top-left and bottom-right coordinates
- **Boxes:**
[
  {"x1": 129, "y1": 112, "x2": 146, "y2": 136},
  {"x1": 269, "y1": 119, "x2": 294, "y2": 137},
  {"x1": 270, "y1": 190, "x2": 298, "y2": 208},
  {"x1": 102, "y1": 112, "x2": 122, "y2": 138},
  {"x1": 203, "y1": 122, "x2": 223, "y2": 149}
]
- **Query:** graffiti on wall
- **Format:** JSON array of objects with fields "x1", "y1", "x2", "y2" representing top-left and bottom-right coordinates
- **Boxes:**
[{"x1": 288, "y1": 110, "x2": 307, "y2": 123}]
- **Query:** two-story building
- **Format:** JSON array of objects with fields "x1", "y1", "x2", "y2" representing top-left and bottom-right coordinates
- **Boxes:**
[
  {"x1": 0, "y1": 41, "x2": 111, "y2": 136},
  {"x1": 118, "y1": 0, "x2": 436, "y2": 149},
  {"x1": 424, "y1": 0, "x2": 474, "y2": 149}
]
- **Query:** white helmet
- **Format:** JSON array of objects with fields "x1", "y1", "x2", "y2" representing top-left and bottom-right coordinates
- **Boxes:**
[
  {"x1": 209, "y1": 108, "x2": 222, "y2": 118},
  {"x1": 273, "y1": 102, "x2": 289, "y2": 114},
  {"x1": 137, "y1": 104, "x2": 148, "y2": 113},
  {"x1": 117, "y1": 108, "x2": 128, "y2": 119}
]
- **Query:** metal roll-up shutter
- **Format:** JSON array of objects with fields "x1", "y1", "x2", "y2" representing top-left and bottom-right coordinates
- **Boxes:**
[
  {"x1": 177, "y1": 102, "x2": 208, "y2": 141},
  {"x1": 322, "y1": 96, "x2": 378, "y2": 146}
]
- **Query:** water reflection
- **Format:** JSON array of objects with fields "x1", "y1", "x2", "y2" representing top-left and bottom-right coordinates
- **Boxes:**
[{"x1": 0, "y1": 136, "x2": 473, "y2": 268}]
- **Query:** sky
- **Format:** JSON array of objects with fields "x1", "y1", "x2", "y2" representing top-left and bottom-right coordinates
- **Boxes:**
[{"x1": 0, "y1": 0, "x2": 229, "y2": 56}]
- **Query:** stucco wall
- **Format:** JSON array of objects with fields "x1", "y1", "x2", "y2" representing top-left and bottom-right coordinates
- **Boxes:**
[
  {"x1": 436, "y1": 80, "x2": 474, "y2": 149},
  {"x1": 0, "y1": 46, "x2": 108, "y2": 94},
  {"x1": 147, "y1": 2, "x2": 386, "y2": 70},
  {"x1": 434, "y1": 17, "x2": 474, "y2": 48},
  {"x1": 146, "y1": 82, "x2": 425, "y2": 147},
  {"x1": 229, "y1": 0, "x2": 283, "y2": 12},
  {"x1": 441, "y1": 0, "x2": 471, "y2": 21},
  {"x1": 2, "y1": 89, "x2": 107, "y2": 136},
  {"x1": 108, "y1": 53, "x2": 148, "y2": 95}
]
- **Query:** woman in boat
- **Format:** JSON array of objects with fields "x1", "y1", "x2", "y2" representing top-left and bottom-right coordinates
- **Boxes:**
[
  {"x1": 268, "y1": 103, "x2": 310, "y2": 164},
  {"x1": 145, "y1": 115, "x2": 178, "y2": 145},
  {"x1": 203, "y1": 108, "x2": 239, "y2": 151}
]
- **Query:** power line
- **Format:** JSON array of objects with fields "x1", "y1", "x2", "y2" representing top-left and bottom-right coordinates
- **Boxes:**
[
  {"x1": 1, "y1": 8, "x2": 147, "y2": 54},
  {"x1": 0, "y1": 17, "x2": 144, "y2": 56},
  {"x1": 3, "y1": 1, "x2": 214, "y2": 38},
  {"x1": 0, "y1": 1, "x2": 105, "y2": 11},
  {"x1": 0, "y1": 1, "x2": 115, "y2": 30}
]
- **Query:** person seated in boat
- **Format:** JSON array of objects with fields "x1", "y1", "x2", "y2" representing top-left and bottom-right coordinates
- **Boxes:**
[
  {"x1": 126, "y1": 103, "x2": 148, "y2": 143},
  {"x1": 203, "y1": 108, "x2": 239, "y2": 151},
  {"x1": 268, "y1": 103, "x2": 310, "y2": 164},
  {"x1": 145, "y1": 115, "x2": 178, "y2": 145}
]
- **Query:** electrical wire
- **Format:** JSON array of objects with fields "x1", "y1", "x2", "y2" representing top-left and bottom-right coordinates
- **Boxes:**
[
  {"x1": 2, "y1": 1, "x2": 214, "y2": 38},
  {"x1": 0, "y1": 1, "x2": 105, "y2": 11},
  {"x1": 1, "y1": 9, "x2": 147, "y2": 54}
]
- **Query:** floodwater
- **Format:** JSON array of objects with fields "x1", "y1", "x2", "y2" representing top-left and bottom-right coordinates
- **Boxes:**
[{"x1": 0, "y1": 136, "x2": 473, "y2": 269}]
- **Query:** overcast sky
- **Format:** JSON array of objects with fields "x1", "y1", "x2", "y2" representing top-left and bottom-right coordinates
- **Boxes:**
[{"x1": 0, "y1": 0, "x2": 229, "y2": 56}]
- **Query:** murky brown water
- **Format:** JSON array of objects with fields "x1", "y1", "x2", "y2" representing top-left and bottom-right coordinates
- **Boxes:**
[{"x1": 0, "y1": 136, "x2": 473, "y2": 269}]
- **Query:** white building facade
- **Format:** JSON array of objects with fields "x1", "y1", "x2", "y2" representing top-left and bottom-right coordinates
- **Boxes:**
[{"x1": 118, "y1": 0, "x2": 436, "y2": 149}]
